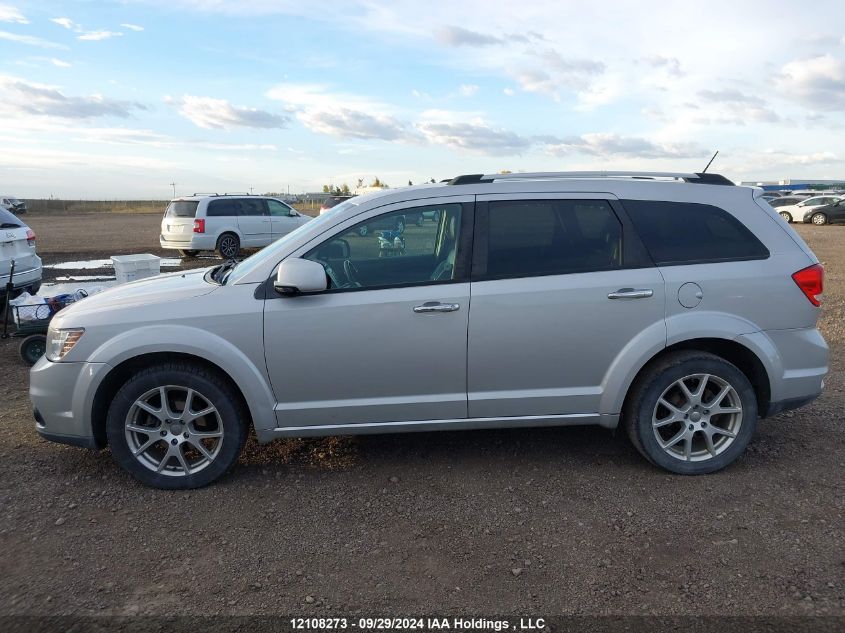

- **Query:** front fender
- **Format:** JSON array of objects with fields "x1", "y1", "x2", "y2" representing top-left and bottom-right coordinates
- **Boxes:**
[{"x1": 86, "y1": 325, "x2": 277, "y2": 432}]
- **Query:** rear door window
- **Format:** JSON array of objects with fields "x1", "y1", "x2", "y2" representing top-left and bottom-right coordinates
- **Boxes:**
[
  {"x1": 238, "y1": 199, "x2": 266, "y2": 216},
  {"x1": 479, "y1": 199, "x2": 623, "y2": 279},
  {"x1": 622, "y1": 200, "x2": 769, "y2": 265},
  {"x1": 164, "y1": 200, "x2": 199, "y2": 218},
  {"x1": 206, "y1": 199, "x2": 238, "y2": 217}
]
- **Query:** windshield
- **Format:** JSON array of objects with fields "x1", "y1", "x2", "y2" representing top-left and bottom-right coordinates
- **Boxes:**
[
  {"x1": 165, "y1": 200, "x2": 199, "y2": 218},
  {"x1": 227, "y1": 200, "x2": 359, "y2": 283}
]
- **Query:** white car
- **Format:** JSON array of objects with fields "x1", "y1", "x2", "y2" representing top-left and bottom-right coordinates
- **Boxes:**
[
  {"x1": 0, "y1": 206, "x2": 41, "y2": 297},
  {"x1": 159, "y1": 194, "x2": 311, "y2": 259},
  {"x1": 774, "y1": 195, "x2": 842, "y2": 223},
  {"x1": 1, "y1": 195, "x2": 27, "y2": 215}
]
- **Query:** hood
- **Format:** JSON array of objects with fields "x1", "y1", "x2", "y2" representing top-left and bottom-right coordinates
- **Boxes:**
[{"x1": 54, "y1": 267, "x2": 218, "y2": 323}]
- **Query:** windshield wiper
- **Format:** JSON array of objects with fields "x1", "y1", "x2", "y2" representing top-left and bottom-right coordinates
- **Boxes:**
[{"x1": 212, "y1": 259, "x2": 238, "y2": 285}]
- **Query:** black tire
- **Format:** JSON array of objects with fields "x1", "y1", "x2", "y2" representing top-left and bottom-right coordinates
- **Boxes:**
[
  {"x1": 178, "y1": 249, "x2": 199, "y2": 258},
  {"x1": 779, "y1": 211, "x2": 792, "y2": 223},
  {"x1": 27, "y1": 281, "x2": 42, "y2": 295},
  {"x1": 216, "y1": 233, "x2": 240, "y2": 259},
  {"x1": 19, "y1": 334, "x2": 47, "y2": 365},
  {"x1": 623, "y1": 351, "x2": 757, "y2": 475},
  {"x1": 106, "y1": 362, "x2": 247, "y2": 489},
  {"x1": 810, "y1": 212, "x2": 828, "y2": 226}
]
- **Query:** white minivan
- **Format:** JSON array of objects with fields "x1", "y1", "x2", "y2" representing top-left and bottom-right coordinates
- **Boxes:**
[{"x1": 159, "y1": 194, "x2": 310, "y2": 258}]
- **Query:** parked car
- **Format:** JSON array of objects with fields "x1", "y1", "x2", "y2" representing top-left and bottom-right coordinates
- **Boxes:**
[
  {"x1": 1, "y1": 206, "x2": 41, "y2": 298},
  {"x1": 1, "y1": 195, "x2": 27, "y2": 215},
  {"x1": 773, "y1": 195, "x2": 842, "y2": 223},
  {"x1": 159, "y1": 194, "x2": 310, "y2": 259},
  {"x1": 319, "y1": 195, "x2": 355, "y2": 215},
  {"x1": 768, "y1": 196, "x2": 805, "y2": 211},
  {"x1": 801, "y1": 198, "x2": 845, "y2": 225},
  {"x1": 32, "y1": 171, "x2": 828, "y2": 489}
]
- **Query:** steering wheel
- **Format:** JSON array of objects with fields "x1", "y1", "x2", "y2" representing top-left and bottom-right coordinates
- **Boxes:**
[{"x1": 343, "y1": 259, "x2": 362, "y2": 288}]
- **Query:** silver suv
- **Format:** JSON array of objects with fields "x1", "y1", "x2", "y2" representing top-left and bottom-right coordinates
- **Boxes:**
[
  {"x1": 31, "y1": 172, "x2": 828, "y2": 489},
  {"x1": 159, "y1": 193, "x2": 310, "y2": 258}
]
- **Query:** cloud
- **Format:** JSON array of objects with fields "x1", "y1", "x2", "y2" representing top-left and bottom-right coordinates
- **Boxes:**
[
  {"x1": 545, "y1": 133, "x2": 706, "y2": 159},
  {"x1": 50, "y1": 58, "x2": 71, "y2": 68},
  {"x1": 437, "y1": 26, "x2": 503, "y2": 47},
  {"x1": 78, "y1": 30, "x2": 123, "y2": 41},
  {"x1": 51, "y1": 17, "x2": 77, "y2": 29},
  {"x1": 0, "y1": 4, "x2": 27, "y2": 23},
  {"x1": 503, "y1": 88, "x2": 514, "y2": 96},
  {"x1": 297, "y1": 108, "x2": 407, "y2": 141},
  {"x1": 121, "y1": 23, "x2": 144, "y2": 32},
  {"x1": 0, "y1": 30, "x2": 66, "y2": 49},
  {"x1": 458, "y1": 84, "x2": 479, "y2": 97},
  {"x1": 416, "y1": 117, "x2": 532, "y2": 154},
  {"x1": 0, "y1": 75, "x2": 147, "y2": 119},
  {"x1": 778, "y1": 54, "x2": 845, "y2": 110},
  {"x1": 511, "y1": 49, "x2": 605, "y2": 99},
  {"x1": 168, "y1": 95, "x2": 289, "y2": 129},
  {"x1": 696, "y1": 88, "x2": 781, "y2": 123},
  {"x1": 644, "y1": 55, "x2": 684, "y2": 77}
]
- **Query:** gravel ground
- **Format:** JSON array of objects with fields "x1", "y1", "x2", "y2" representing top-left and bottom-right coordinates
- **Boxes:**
[{"x1": 0, "y1": 213, "x2": 843, "y2": 619}]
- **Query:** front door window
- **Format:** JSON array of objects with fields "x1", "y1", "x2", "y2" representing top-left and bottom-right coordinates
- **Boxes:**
[{"x1": 304, "y1": 204, "x2": 463, "y2": 290}]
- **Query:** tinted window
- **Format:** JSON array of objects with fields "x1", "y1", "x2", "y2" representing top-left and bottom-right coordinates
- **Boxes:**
[
  {"x1": 0, "y1": 207, "x2": 21, "y2": 227},
  {"x1": 305, "y1": 204, "x2": 463, "y2": 290},
  {"x1": 483, "y1": 199, "x2": 622, "y2": 279},
  {"x1": 206, "y1": 199, "x2": 238, "y2": 217},
  {"x1": 165, "y1": 200, "x2": 199, "y2": 218},
  {"x1": 770, "y1": 197, "x2": 800, "y2": 207},
  {"x1": 238, "y1": 199, "x2": 266, "y2": 216},
  {"x1": 623, "y1": 200, "x2": 768, "y2": 265}
]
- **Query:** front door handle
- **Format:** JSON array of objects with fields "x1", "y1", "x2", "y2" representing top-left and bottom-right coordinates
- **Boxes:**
[
  {"x1": 413, "y1": 302, "x2": 460, "y2": 313},
  {"x1": 608, "y1": 288, "x2": 654, "y2": 300}
]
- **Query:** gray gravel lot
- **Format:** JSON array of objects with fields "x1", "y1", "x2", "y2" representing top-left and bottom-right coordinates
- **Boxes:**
[{"x1": 0, "y1": 214, "x2": 843, "y2": 618}]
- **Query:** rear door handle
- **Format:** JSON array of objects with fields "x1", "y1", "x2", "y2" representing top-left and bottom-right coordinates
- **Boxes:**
[
  {"x1": 608, "y1": 288, "x2": 654, "y2": 300},
  {"x1": 413, "y1": 302, "x2": 460, "y2": 313}
]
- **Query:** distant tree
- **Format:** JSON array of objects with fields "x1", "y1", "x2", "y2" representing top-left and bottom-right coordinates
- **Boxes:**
[
  {"x1": 408, "y1": 180, "x2": 413, "y2": 186},
  {"x1": 499, "y1": 169, "x2": 512, "y2": 174},
  {"x1": 322, "y1": 184, "x2": 331, "y2": 193},
  {"x1": 370, "y1": 177, "x2": 383, "y2": 188},
  {"x1": 429, "y1": 178, "x2": 435, "y2": 183},
  {"x1": 356, "y1": 178, "x2": 364, "y2": 188},
  {"x1": 341, "y1": 183, "x2": 351, "y2": 195}
]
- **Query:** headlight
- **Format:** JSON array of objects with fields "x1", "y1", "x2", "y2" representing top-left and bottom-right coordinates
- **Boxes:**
[{"x1": 46, "y1": 327, "x2": 85, "y2": 362}]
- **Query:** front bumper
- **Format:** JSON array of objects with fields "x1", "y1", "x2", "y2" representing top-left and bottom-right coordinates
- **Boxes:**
[{"x1": 30, "y1": 355, "x2": 109, "y2": 448}]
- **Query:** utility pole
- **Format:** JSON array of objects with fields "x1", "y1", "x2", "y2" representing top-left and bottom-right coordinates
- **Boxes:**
[
  {"x1": 169, "y1": 182, "x2": 176, "y2": 197},
  {"x1": 249, "y1": 186, "x2": 254, "y2": 195}
]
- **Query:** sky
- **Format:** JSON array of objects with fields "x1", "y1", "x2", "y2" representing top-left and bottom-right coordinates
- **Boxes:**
[{"x1": 0, "y1": 0, "x2": 844, "y2": 199}]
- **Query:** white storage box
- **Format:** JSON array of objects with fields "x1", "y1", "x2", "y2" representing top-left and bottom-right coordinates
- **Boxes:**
[{"x1": 111, "y1": 254, "x2": 161, "y2": 284}]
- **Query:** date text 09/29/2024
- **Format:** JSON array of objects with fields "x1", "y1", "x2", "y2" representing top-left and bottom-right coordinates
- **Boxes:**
[{"x1": 290, "y1": 617, "x2": 547, "y2": 631}]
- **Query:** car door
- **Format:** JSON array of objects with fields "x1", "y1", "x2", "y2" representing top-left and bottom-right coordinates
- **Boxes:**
[
  {"x1": 263, "y1": 196, "x2": 474, "y2": 428},
  {"x1": 467, "y1": 194, "x2": 665, "y2": 419},
  {"x1": 266, "y1": 199, "x2": 304, "y2": 239},
  {"x1": 235, "y1": 198, "x2": 271, "y2": 247}
]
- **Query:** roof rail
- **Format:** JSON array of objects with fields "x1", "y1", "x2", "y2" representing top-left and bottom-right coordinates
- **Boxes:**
[
  {"x1": 222, "y1": 192, "x2": 251, "y2": 196},
  {"x1": 191, "y1": 192, "x2": 219, "y2": 197},
  {"x1": 447, "y1": 171, "x2": 734, "y2": 186}
]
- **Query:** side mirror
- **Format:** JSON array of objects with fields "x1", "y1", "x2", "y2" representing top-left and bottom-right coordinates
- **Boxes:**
[{"x1": 274, "y1": 258, "x2": 327, "y2": 295}]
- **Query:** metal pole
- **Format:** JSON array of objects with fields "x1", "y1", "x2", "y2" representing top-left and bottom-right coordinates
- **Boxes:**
[{"x1": 2, "y1": 259, "x2": 15, "y2": 339}]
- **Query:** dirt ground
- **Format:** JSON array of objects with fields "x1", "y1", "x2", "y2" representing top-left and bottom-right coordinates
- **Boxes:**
[{"x1": 0, "y1": 212, "x2": 843, "y2": 620}]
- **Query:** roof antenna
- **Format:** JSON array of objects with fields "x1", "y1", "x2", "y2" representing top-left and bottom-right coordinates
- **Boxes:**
[{"x1": 702, "y1": 150, "x2": 719, "y2": 173}]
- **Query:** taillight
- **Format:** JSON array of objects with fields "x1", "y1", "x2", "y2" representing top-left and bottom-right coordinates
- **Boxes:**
[
  {"x1": 26, "y1": 229, "x2": 36, "y2": 246},
  {"x1": 193, "y1": 219, "x2": 205, "y2": 234},
  {"x1": 792, "y1": 264, "x2": 824, "y2": 306}
]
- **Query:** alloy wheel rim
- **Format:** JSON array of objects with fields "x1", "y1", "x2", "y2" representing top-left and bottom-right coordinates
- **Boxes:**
[
  {"x1": 651, "y1": 373, "x2": 742, "y2": 462},
  {"x1": 812, "y1": 214, "x2": 825, "y2": 225},
  {"x1": 221, "y1": 237, "x2": 237, "y2": 257},
  {"x1": 125, "y1": 385, "x2": 224, "y2": 477}
]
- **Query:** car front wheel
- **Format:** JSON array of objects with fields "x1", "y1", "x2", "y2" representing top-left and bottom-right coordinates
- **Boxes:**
[
  {"x1": 106, "y1": 363, "x2": 247, "y2": 489},
  {"x1": 624, "y1": 351, "x2": 757, "y2": 475}
]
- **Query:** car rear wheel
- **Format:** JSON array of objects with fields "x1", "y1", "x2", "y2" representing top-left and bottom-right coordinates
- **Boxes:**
[
  {"x1": 106, "y1": 363, "x2": 247, "y2": 489},
  {"x1": 178, "y1": 249, "x2": 199, "y2": 258},
  {"x1": 811, "y1": 212, "x2": 828, "y2": 225},
  {"x1": 624, "y1": 351, "x2": 757, "y2": 475},
  {"x1": 216, "y1": 233, "x2": 240, "y2": 259},
  {"x1": 779, "y1": 211, "x2": 793, "y2": 223}
]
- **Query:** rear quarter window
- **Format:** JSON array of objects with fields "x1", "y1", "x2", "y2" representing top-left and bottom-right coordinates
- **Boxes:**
[{"x1": 622, "y1": 200, "x2": 769, "y2": 265}]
